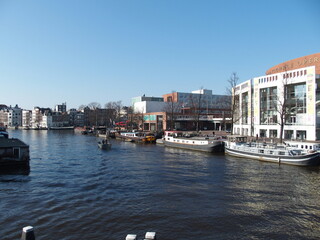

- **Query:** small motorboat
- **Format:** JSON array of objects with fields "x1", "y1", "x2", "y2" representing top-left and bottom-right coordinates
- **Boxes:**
[{"x1": 98, "y1": 139, "x2": 112, "y2": 150}]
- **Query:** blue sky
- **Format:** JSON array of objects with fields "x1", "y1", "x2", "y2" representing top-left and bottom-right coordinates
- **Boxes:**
[{"x1": 0, "y1": 0, "x2": 319, "y2": 110}]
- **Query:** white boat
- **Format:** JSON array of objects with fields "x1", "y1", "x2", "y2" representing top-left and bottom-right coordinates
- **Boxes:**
[
  {"x1": 225, "y1": 136, "x2": 320, "y2": 166},
  {"x1": 117, "y1": 131, "x2": 156, "y2": 143},
  {"x1": 284, "y1": 140, "x2": 320, "y2": 152},
  {"x1": 162, "y1": 131, "x2": 225, "y2": 153}
]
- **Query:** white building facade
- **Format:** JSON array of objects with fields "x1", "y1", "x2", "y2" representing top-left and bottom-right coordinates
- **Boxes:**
[
  {"x1": 233, "y1": 62, "x2": 320, "y2": 141},
  {"x1": 132, "y1": 96, "x2": 165, "y2": 114}
]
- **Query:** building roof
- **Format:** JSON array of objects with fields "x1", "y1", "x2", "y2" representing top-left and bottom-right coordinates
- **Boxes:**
[
  {"x1": 0, "y1": 138, "x2": 29, "y2": 148},
  {"x1": 266, "y1": 53, "x2": 320, "y2": 75}
]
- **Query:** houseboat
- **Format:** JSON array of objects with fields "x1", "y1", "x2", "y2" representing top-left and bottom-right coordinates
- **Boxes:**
[
  {"x1": 284, "y1": 140, "x2": 320, "y2": 152},
  {"x1": 225, "y1": 136, "x2": 320, "y2": 166},
  {"x1": 0, "y1": 126, "x2": 8, "y2": 138},
  {"x1": 162, "y1": 131, "x2": 225, "y2": 153},
  {"x1": 117, "y1": 131, "x2": 156, "y2": 143},
  {"x1": 0, "y1": 135, "x2": 30, "y2": 170}
]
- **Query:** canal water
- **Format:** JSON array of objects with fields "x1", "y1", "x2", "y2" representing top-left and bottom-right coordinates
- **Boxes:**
[{"x1": 1, "y1": 130, "x2": 320, "y2": 240}]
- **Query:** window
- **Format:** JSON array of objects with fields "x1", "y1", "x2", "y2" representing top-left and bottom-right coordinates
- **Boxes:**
[
  {"x1": 297, "y1": 131, "x2": 306, "y2": 140},
  {"x1": 270, "y1": 130, "x2": 277, "y2": 138},
  {"x1": 13, "y1": 148, "x2": 20, "y2": 158},
  {"x1": 284, "y1": 130, "x2": 294, "y2": 139},
  {"x1": 285, "y1": 83, "x2": 307, "y2": 124},
  {"x1": 260, "y1": 87, "x2": 277, "y2": 125},
  {"x1": 304, "y1": 70, "x2": 307, "y2": 75},
  {"x1": 241, "y1": 92, "x2": 249, "y2": 124}
]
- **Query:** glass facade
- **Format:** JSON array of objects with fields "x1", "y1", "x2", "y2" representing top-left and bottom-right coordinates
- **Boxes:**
[
  {"x1": 285, "y1": 83, "x2": 306, "y2": 124},
  {"x1": 260, "y1": 87, "x2": 277, "y2": 125},
  {"x1": 241, "y1": 92, "x2": 248, "y2": 124}
]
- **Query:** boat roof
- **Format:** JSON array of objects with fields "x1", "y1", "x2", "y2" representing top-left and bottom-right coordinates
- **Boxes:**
[{"x1": 0, "y1": 138, "x2": 29, "y2": 148}]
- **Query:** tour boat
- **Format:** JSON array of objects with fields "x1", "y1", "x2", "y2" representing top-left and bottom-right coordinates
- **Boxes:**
[
  {"x1": 225, "y1": 136, "x2": 320, "y2": 166},
  {"x1": 162, "y1": 131, "x2": 225, "y2": 153}
]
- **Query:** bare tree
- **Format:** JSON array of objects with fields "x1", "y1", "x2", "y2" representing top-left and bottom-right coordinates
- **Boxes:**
[
  {"x1": 162, "y1": 98, "x2": 181, "y2": 130},
  {"x1": 105, "y1": 101, "x2": 122, "y2": 127},
  {"x1": 226, "y1": 72, "x2": 240, "y2": 134},
  {"x1": 274, "y1": 66, "x2": 293, "y2": 143},
  {"x1": 78, "y1": 105, "x2": 87, "y2": 111},
  {"x1": 126, "y1": 106, "x2": 134, "y2": 130},
  {"x1": 88, "y1": 102, "x2": 101, "y2": 110},
  {"x1": 188, "y1": 90, "x2": 205, "y2": 132}
]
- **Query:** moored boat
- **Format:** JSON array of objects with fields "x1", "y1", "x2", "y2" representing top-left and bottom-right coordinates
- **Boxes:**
[
  {"x1": 225, "y1": 136, "x2": 320, "y2": 166},
  {"x1": 162, "y1": 131, "x2": 225, "y2": 153},
  {"x1": 0, "y1": 126, "x2": 9, "y2": 138},
  {"x1": 0, "y1": 133, "x2": 30, "y2": 170},
  {"x1": 117, "y1": 131, "x2": 156, "y2": 143}
]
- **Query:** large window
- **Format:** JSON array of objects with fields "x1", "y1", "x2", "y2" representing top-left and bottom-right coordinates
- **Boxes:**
[
  {"x1": 260, "y1": 87, "x2": 277, "y2": 125},
  {"x1": 286, "y1": 83, "x2": 306, "y2": 124},
  {"x1": 241, "y1": 92, "x2": 249, "y2": 124},
  {"x1": 297, "y1": 130, "x2": 306, "y2": 140},
  {"x1": 233, "y1": 95, "x2": 240, "y2": 124},
  {"x1": 284, "y1": 130, "x2": 293, "y2": 140}
]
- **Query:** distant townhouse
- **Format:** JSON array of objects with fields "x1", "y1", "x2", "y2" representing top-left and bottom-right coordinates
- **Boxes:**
[
  {"x1": 31, "y1": 107, "x2": 52, "y2": 129},
  {"x1": 55, "y1": 102, "x2": 67, "y2": 113},
  {"x1": 0, "y1": 107, "x2": 8, "y2": 127},
  {"x1": 0, "y1": 104, "x2": 22, "y2": 127},
  {"x1": 51, "y1": 112, "x2": 70, "y2": 128},
  {"x1": 232, "y1": 53, "x2": 320, "y2": 141},
  {"x1": 22, "y1": 110, "x2": 32, "y2": 128},
  {"x1": 68, "y1": 108, "x2": 85, "y2": 127},
  {"x1": 83, "y1": 107, "x2": 116, "y2": 127}
]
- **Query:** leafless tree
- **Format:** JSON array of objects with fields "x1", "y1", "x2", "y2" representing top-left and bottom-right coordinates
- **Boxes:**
[
  {"x1": 188, "y1": 90, "x2": 205, "y2": 132},
  {"x1": 88, "y1": 102, "x2": 101, "y2": 110},
  {"x1": 162, "y1": 98, "x2": 181, "y2": 130},
  {"x1": 105, "y1": 101, "x2": 122, "y2": 126},
  {"x1": 78, "y1": 105, "x2": 87, "y2": 111},
  {"x1": 126, "y1": 106, "x2": 134, "y2": 130},
  {"x1": 274, "y1": 66, "x2": 293, "y2": 143},
  {"x1": 226, "y1": 72, "x2": 240, "y2": 134}
]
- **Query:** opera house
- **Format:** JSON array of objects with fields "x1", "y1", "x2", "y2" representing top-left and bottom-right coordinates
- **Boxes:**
[{"x1": 232, "y1": 53, "x2": 320, "y2": 141}]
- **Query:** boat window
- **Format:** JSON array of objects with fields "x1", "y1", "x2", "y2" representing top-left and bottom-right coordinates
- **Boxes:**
[
  {"x1": 259, "y1": 150, "x2": 264, "y2": 153},
  {"x1": 310, "y1": 146, "x2": 312, "y2": 150},
  {"x1": 305, "y1": 145, "x2": 308, "y2": 149},
  {"x1": 279, "y1": 151, "x2": 285, "y2": 155},
  {"x1": 13, "y1": 148, "x2": 20, "y2": 158},
  {"x1": 269, "y1": 151, "x2": 273, "y2": 154}
]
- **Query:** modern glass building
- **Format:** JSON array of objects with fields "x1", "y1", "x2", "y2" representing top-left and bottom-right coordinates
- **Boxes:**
[{"x1": 233, "y1": 53, "x2": 320, "y2": 141}]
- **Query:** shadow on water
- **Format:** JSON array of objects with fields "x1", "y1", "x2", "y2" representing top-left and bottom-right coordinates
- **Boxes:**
[{"x1": 0, "y1": 167, "x2": 30, "y2": 176}]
